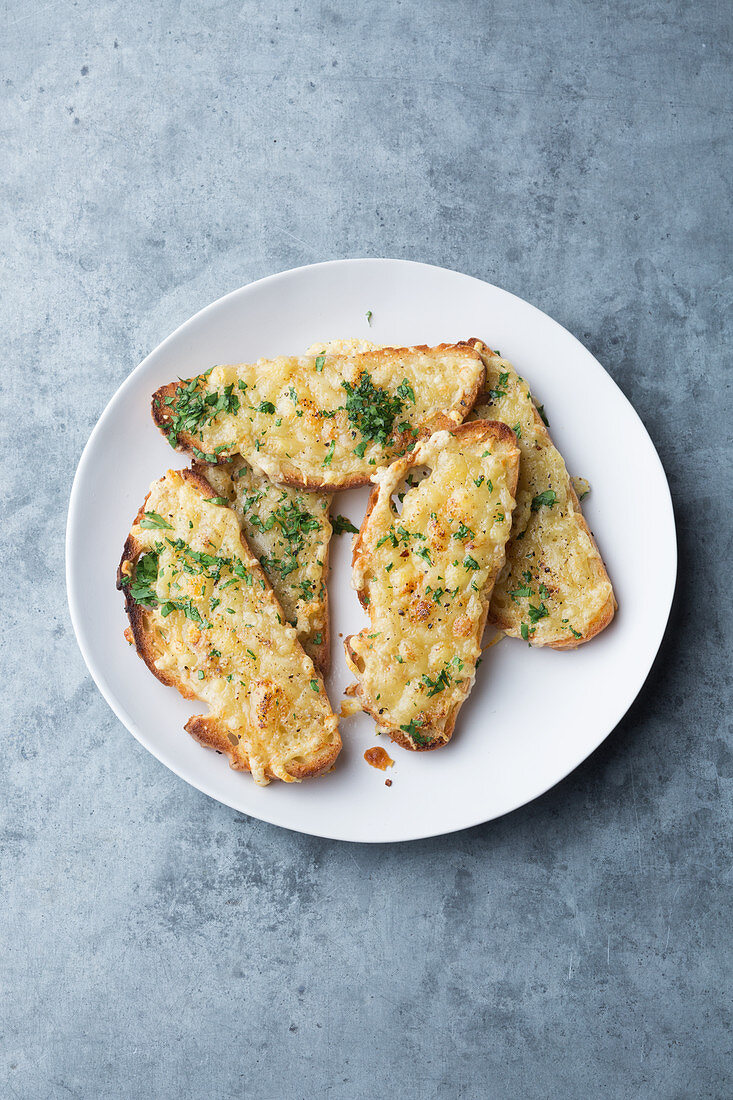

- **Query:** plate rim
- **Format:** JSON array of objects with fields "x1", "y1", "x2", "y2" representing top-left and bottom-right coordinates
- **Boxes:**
[{"x1": 66, "y1": 257, "x2": 677, "y2": 843}]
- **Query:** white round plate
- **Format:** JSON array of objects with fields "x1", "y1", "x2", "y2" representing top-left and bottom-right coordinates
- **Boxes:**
[{"x1": 66, "y1": 259, "x2": 676, "y2": 843}]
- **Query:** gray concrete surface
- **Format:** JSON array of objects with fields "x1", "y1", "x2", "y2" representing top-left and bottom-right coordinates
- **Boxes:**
[{"x1": 2, "y1": 1, "x2": 731, "y2": 1097}]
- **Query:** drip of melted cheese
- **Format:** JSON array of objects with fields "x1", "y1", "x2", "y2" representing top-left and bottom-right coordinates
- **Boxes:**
[
  {"x1": 129, "y1": 471, "x2": 339, "y2": 784},
  {"x1": 347, "y1": 428, "x2": 518, "y2": 745}
]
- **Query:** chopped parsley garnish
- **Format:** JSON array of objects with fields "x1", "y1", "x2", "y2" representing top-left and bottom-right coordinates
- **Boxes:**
[
  {"x1": 197, "y1": 670, "x2": 205, "y2": 680},
  {"x1": 366, "y1": 310, "x2": 373, "y2": 325},
  {"x1": 415, "y1": 546, "x2": 432, "y2": 566},
  {"x1": 520, "y1": 622, "x2": 531, "y2": 642},
  {"x1": 569, "y1": 625, "x2": 582, "y2": 638},
  {"x1": 399, "y1": 716, "x2": 432, "y2": 746},
  {"x1": 322, "y1": 440, "x2": 335, "y2": 466},
  {"x1": 528, "y1": 602, "x2": 549, "y2": 624},
  {"x1": 315, "y1": 355, "x2": 326, "y2": 373},
  {"x1": 191, "y1": 444, "x2": 229, "y2": 464},
  {"x1": 396, "y1": 378, "x2": 415, "y2": 403},
  {"x1": 126, "y1": 552, "x2": 160, "y2": 606},
  {"x1": 452, "y1": 522, "x2": 474, "y2": 541},
  {"x1": 512, "y1": 423, "x2": 522, "y2": 438},
  {"x1": 463, "y1": 555, "x2": 480, "y2": 570},
  {"x1": 332, "y1": 514, "x2": 359, "y2": 535},
  {"x1": 140, "y1": 511, "x2": 172, "y2": 530},
  {"x1": 310, "y1": 679, "x2": 319, "y2": 692},
  {"x1": 531, "y1": 490, "x2": 557, "y2": 511},
  {"x1": 509, "y1": 585, "x2": 532, "y2": 601},
  {"x1": 342, "y1": 371, "x2": 404, "y2": 448},
  {"x1": 539, "y1": 583, "x2": 549, "y2": 598},
  {"x1": 488, "y1": 370, "x2": 509, "y2": 400},
  {"x1": 422, "y1": 669, "x2": 451, "y2": 697},
  {"x1": 353, "y1": 440, "x2": 368, "y2": 458},
  {"x1": 313, "y1": 632, "x2": 323, "y2": 645},
  {"x1": 535, "y1": 401, "x2": 549, "y2": 426},
  {"x1": 204, "y1": 496, "x2": 229, "y2": 507},
  {"x1": 163, "y1": 378, "x2": 242, "y2": 449},
  {"x1": 258, "y1": 400, "x2": 276, "y2": 414}
]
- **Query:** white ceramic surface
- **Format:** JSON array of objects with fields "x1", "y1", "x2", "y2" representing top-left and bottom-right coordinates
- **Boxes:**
[{"x1": 66, "y1": 259, "x2": 676, "y2": 843}]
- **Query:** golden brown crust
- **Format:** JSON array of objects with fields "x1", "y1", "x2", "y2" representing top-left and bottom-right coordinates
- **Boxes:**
[
  {"x1": 345, "y1": 421, "x2": 520, "y2": 751},
  {"x1": 469, "y1": 339, "x2": 616, "y2": 648},
  {"x1": 151, "y1": 344, "x2": 485, "y2": 490},
  {"x1": 117, "y1": 469, "x2": 340, "y2": 782}
]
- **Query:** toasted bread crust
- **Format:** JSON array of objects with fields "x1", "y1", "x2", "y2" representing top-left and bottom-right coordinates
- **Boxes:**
[
  {"x1": 151, "y1": 344, "x2": 485, "y2": 490},
  {"x1": 469, "y1": 339, "x2": 616, "y2": 648},
  {"x1": 345, "y1": 421, "x2": 520, "y2": 751},
  {"x1": 117, "y1": 469, "x2": 340, "y2": 783}
]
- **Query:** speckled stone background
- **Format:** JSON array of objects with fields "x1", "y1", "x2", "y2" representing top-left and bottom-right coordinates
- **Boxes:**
[{"x1": 2, "y1": 1, "x2": 731, "y2": 1097}]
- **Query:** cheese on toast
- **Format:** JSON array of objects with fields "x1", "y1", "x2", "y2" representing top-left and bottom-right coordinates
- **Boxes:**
[
  {"x1": 117, "y1": 468, "x2": 340, "y2": 784},
  {"x1": 344, "y1": 422, "x2": 519, "y2": 750}
]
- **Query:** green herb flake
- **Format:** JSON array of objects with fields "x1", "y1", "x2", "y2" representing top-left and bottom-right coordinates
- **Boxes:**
[
  {"x1": 531, "y1": 490, "x2": 557, "y2": 511},
  {"x1": 322, "y1": 440, "x2": 336, "y2": 466},
  {"x1": 488, "y1": 370, "x2": 509, "y2": 400},
  {"x1": 315, "y1": 355, "x2": 326, "y2": 373},
  {"x1": 535, "y1": 401, "x2": 549, "y2": 426},
  {"x1": 140, "y1": 511, "x2": 173, "y2": 530},
  {"x1": 331, "y1": 514, "x2": 359, "y2": 535},
  {"x1": 528, "y1": 602, "x2": 549, "y2": 624},
  {"x1": 399, "y1": 716, "x2": 431, "y2": 746},
  {"x1": 463, "y1": 555, "x2": 480, "y2": 571},
  {"x1": 342, "y1": 371, "x2": 404, "y2": 448},
  {"x1": 396, "y1": 378, "x2": 415, "y2": 403}
]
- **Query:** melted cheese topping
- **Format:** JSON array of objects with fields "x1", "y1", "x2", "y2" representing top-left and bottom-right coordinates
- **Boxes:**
[
  {"x1": 471, "y1": 347, "x2": 615, "y2": 646},
  {"x1": 158, "y1": 345, "x2": 483, "y2": 487},
  {"x1": 128, "y1": 471, "x2": 339, "y2": 784},
  {"x1": 199, "y1": 458, "x2": 331, "y2": 667},
  {"x1": 347, "y1": 428, "x2": 518, "y2": 746}
]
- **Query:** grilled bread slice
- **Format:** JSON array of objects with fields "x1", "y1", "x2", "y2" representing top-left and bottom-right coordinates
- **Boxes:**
[
  {"x1": 469, "y1": 339, "x2": 616, "y2": 648},
  {"x1": 193, "y1": 457, "x2": 332, "y2": 673},
  {"x1": 117, "y1": 468, "x2": 340, "y2": 785},
  {"x1": 151, "y1": 344, "x2": 484, "y2": 490},
  {"x1": 344, "y1": 422, "x2": 520, "y2": 751}
]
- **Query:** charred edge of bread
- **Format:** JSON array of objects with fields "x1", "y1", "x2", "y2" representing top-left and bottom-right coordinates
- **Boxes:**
[
  {"x1": 345, "y1": 420, "x2": 520, "y2": 751},
  {"x1": 190, "y1": 461, "x2": 332, "y2": 675},
  {"x1": 117, "y1": 468, "x2": 340, "y2": 781},
  {"x1": 469, "y1": 338, "x2": 617, "y2": 648},
  {"x1": 150, "y1": 343, "x2": 486, "y2": 490}
]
